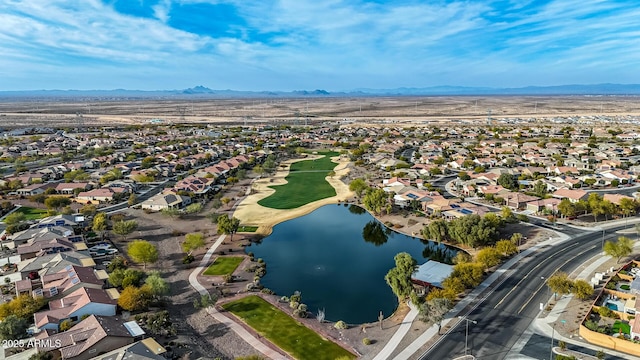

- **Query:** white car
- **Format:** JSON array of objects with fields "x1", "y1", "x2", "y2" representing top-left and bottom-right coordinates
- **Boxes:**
[{"x1": 89, "y1": 244, "x2": 113, "y2": 252}]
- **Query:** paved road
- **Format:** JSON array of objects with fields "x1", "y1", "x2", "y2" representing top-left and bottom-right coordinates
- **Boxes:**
[{"x1": 421, "y1": 226, "x2": 625, "y2": 360}]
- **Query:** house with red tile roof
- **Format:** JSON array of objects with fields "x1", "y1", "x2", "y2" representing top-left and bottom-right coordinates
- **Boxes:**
[
  {"x1": 15, "y1": 265, "x2": 107, "y2": 299},
  {"x1": 34, "y1": 287, "x2": 117, "y2": 331},
  {"x1": 34, "y1": 315, "x2": 141, "y2": 360}
]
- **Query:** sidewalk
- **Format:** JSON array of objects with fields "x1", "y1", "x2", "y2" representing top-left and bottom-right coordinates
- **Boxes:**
[
  {"x1": 187, "y1": 234, "x2": 289, "y2": 360},
  {"x1": 383, "y1": 229, "x2": 573, "y2": 360},
  {"x1": 529, "y1": 240, "x2": 640, "y2": 360}
]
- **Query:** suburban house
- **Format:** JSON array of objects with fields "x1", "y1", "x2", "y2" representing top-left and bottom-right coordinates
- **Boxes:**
[
  {"x1": 16, "y1": 238, "x2": 88, "y2": 260},
  {"x1": 15, "y1": 265, "x2": 107, "y2": 298},
  {"x1": 16, "y1": 183, "x2": 48, "y2": 196},
  {"x1": 55, "y1": 183, "x2": 91, "y2": 195},
  {"x1": 87, "y1": 339, "x2": 167, "y2": 360},
  {"x1": 34, "y1": 287, "x2": 118, "y2": 331},
  {"x1": 34, "y1": 315, "x2": 144, "y2": 360},
  {"x1": 140, "y1": 192, "x2": 192, "y2": 211},
  {"x1": 10, "y1": 226, "x2": 75, "y2": 247},
  {"x1": 18, "y1": 251, "x2": 95, "y2": 278},
  {"x1": 552, "y1": 188, "x2": 589, "y2": 203}
]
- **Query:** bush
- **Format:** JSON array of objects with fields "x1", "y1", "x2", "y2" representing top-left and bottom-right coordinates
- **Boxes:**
[
  {"x1": 260, "y1": 288, "x2": 274, "y2": 295},
  {"x1": 585, "y1": 320, "x2": 599, "y2": 331},
  {"x1": 182, "y1": 254, "x2": 195, "y2": 264},
  {"x1": 362, "y1": 338, "x2": 371, "y2": 345},
  {"x1": 597, "y1": 306, "x2": 618, "y2": 318},
  {"x1": 334, "y1": 320, "x2": 348, "y2": 330},
  {"x1": 289, "y1": 301, "x2": 299, "y2": 309},
  {"x1": 279, "y1": 296, "x2": 289, "y2": 303}
]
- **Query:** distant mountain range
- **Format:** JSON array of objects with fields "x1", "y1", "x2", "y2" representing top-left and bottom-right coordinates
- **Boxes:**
[{"x1": 1, "y1": 84, "x2": 640, "y2": 98}]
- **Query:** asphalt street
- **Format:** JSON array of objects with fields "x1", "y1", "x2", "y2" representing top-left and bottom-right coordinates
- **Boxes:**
[{"x1": 421, "y1": 225, "x2": 627, "y2": 360}]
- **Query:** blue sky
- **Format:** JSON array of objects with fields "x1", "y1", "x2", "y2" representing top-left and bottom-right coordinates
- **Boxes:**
[{"x1": 0, "y1": 0, "x2": 638, "y2": 91}]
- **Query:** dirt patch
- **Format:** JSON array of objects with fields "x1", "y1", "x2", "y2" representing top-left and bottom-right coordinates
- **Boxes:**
[{"x1": 115, "y1": 208, "x2": 257, "y2": 360}]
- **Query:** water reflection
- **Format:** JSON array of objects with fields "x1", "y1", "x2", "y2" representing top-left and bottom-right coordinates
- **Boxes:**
[
  {"x1": 362, "y1": 221, "x2": 390, "y2": 246},
  {"x1": 348, "y1": 204, "x2": 366, "y2": 215}
]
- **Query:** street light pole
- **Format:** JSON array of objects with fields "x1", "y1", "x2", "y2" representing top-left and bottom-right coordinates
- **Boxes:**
[
  {"x1": 549, "y1": 323, "x2": 556, "y2": 360},
  {"x1": 459, "y1": 316, "x2": 477, "y2": 357}
]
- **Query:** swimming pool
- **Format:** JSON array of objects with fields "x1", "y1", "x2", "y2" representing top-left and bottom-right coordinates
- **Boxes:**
[{"x1": 606, "y1": 302, "x2": 620, "y2": 311}]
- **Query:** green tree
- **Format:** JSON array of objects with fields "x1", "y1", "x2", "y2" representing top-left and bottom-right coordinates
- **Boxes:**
[
  {"x1": 497, "y1": 173, "x2": 517, "y2": 190},
  {"x1": 547, "y1": 272, "x2": 573, "y2": 299},
  {"x1": 557, "y1": 199, "x2": 577, "y2": 218},
  {"x1": 418, "y1": 298, "x2": 452, "y2": 334},
  {"x1": 532, "y1": 180, "x2": 548, "y2": 197},
  {"x1": 384, "y1": 252, "x2": 417, "y2": 301},
  {"x1": 571, "y1": 280, "x2": 594, "y2": 301},
  {"x1": 217, "y1": 214, "x2": 240, "y2": 240},
  {"x1": 447, "y1": 214, "x2": 499, "y2": 248},
  {"x1": 363, "y1": 188, "x2": 390, "y2": 215},
  {"x1": 0, "y1": 315, "x2": 29, "y2": 340},
  {"x1": 182, "y1": 233, "x2": 206, "y2": 255},
  {"x1": 108, "y1": 268, "x2": 145, "y2": 288},
  {"x1": 458, "y1": 171, "x2": 471, "y2": 181},
  {"x1": 80, "y1": 203, "x2": 97, "y2": 217},
  {"x1": 619, "y1": 197, "x2": 638, "y2": 217},
  {"x1": 3, "y1": 212, "x2": 25, "y2": 226},
  {"x1": 127, "y1": 240, "x2": 158, "y2": 269},
  {"x1": 422, "y1": 219, "x2": 449, "y2": 243},
  {"x1": 92, "y1": 212, "x2": 107, "y2": 239},
  {"x1": 144, "y1": 271, "x2": 170, "y2": 298},
  {"x1": 184, "y1": 203, "x2": 203, "y2": 214},
  {"x1": 44, "y1": 196, "x2": 71, "y2": 211},
  {"x1": 588, "y1": 193, "x2": 604, "y2": 222},
  {"x1": 475, "y1": 247, "x2": 502, "y2": 268},
  {"x1": 127, "y1": 193, "x2": 138, "y2": 206},
  {"x1": 495, "y1": 239, "x2": 518, "y2": 256},
  {"x1": 603, "y1": 236, "x2": 633, "y2": 263},
  {"x1": 349, "y1": 178, "x2": 368, "y2": 197},
  {"x1": 450, "y1": 262, "x2": 485, "y2": 288},
  {"x1": 112, "y1": 220, "x2": 138, "y2": 241}
]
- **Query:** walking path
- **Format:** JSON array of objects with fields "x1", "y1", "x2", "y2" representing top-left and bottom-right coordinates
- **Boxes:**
[
  {"x1": 187, "y1": 234, "x2": 289, "y2": 360},
  {"x1": 372, "y1": 302, "x2": 419, "y2": 360}
]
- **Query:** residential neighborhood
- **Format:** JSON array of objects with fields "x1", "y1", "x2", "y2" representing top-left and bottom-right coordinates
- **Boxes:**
[{"x1": 1, "y1": 118, "x2": 640, "y2": 360}]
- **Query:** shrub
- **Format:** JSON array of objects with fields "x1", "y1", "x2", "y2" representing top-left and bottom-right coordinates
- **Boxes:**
[
  {"x1": 334, "y1": 320, "x2": 348, "y2": 329},
  {"x1": 289, "y1": 301, "x2": 299, "y2": 309},
  {"x1": 362, "y1": 338, "x2": 371, "y2": 345},
  {"x1": 260, "y1": 288, "x2": 274, "y2": 295},
  {"x1": 182, "y1": 254, "x2": 195, "y2": 264},
  {"x1": 585, "y1": 320, "x2": 599, "y2": 331},
  {"x1": 280, "y1": 296, "x2": 289, "y2": 303}
]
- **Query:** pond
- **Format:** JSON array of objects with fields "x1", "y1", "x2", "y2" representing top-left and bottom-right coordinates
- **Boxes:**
[{"x1": 246, "y1": 204, "x2": 459, "y2": 324}]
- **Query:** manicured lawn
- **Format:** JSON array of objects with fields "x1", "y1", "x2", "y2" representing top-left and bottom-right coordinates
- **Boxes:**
[
  {"x1": 13, "y1": 207, "x2": 49, "y2": 220},
  {"x1": 258, "y1": 151, "x2": 339, "y2": 209},
  {"x1": 223, "y1": 295, "x2": 354, "y2": 360},
  {"x1": 202, "y1": 256, "x2": 244, "y2": 276},
  {"x1": 237, "y1": 225, "x2": 258, "y2": 233},
  {"x1": 612, "y1": 320, "x2": 630, "y2": 335},
  {"x1": 620, "y1": 284, "x2": 631, "y2": 291}
]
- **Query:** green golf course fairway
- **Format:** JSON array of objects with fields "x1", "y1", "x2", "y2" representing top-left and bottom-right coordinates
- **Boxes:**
[{"x1": 258, "y1": 151, "x2": 339, "y2": 209}]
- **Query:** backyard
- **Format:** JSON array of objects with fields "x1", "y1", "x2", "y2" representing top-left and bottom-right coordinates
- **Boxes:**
[
  {"x1": 222, "y1": 295, "x2": 354, "y2": 360},
  {"x1": 202, "y1": 256, "x2": 244, "y2": 276},
  {"x1": 258, "y1": 152, "x2": 339, "y2": 209},
  {"x1": 13, "y1": 206, "x2": 49, "y2": 220}
]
